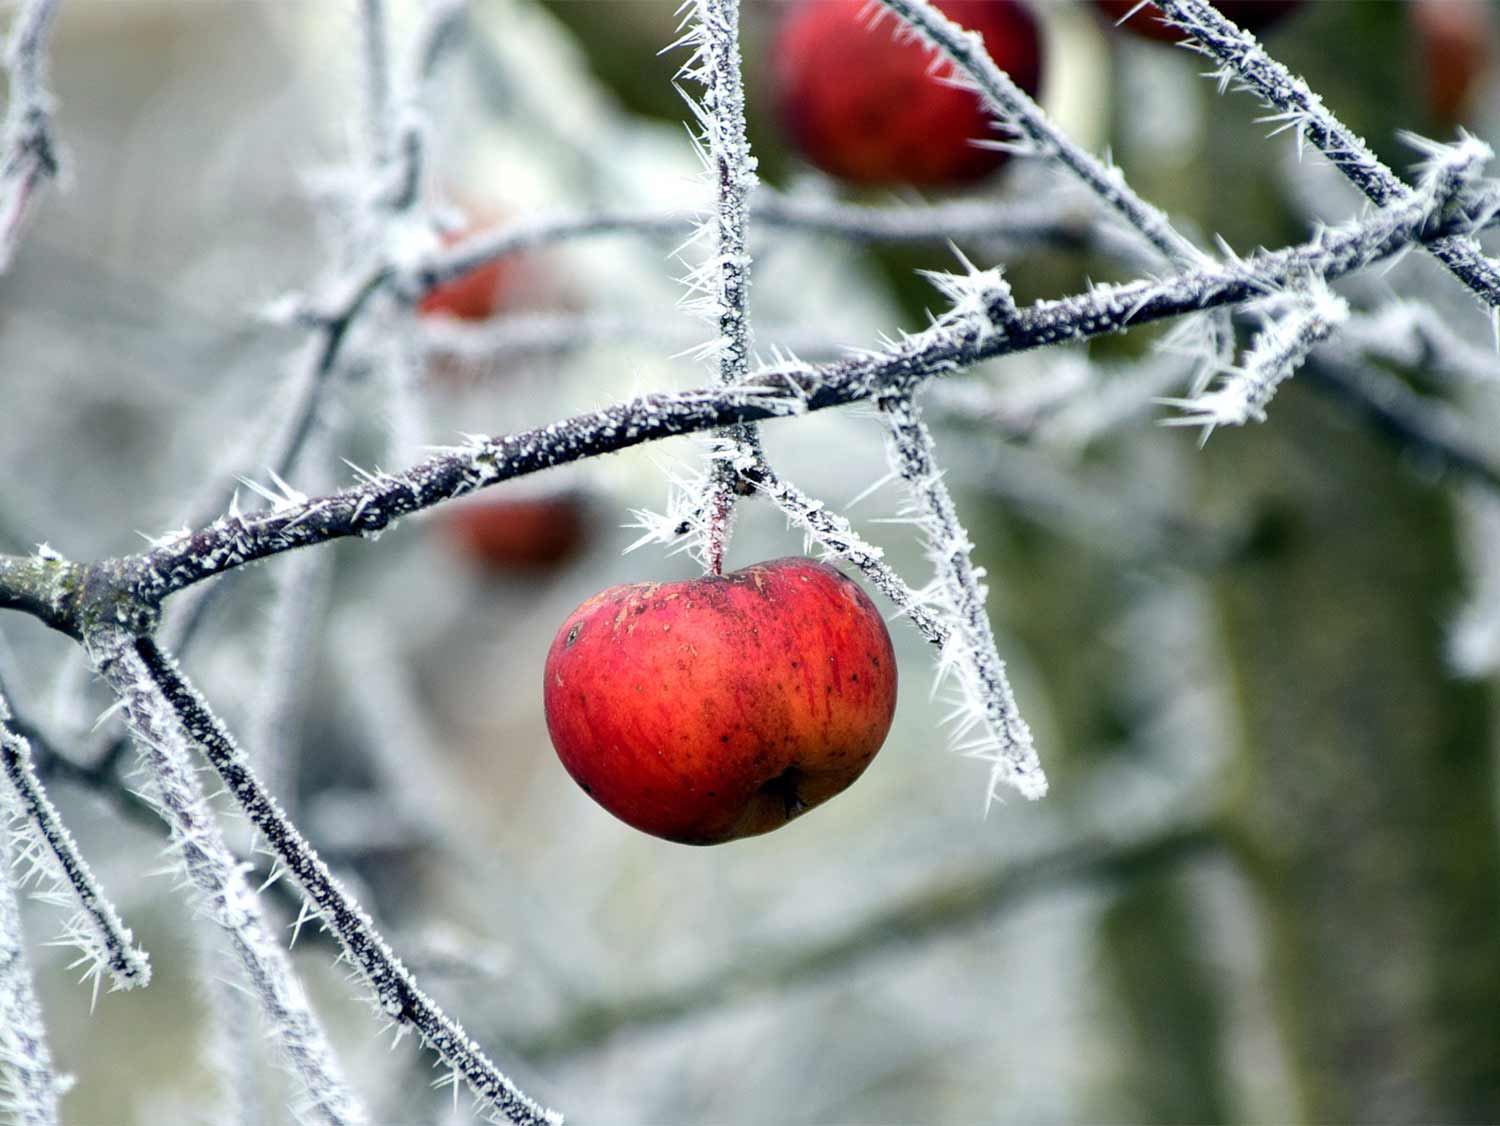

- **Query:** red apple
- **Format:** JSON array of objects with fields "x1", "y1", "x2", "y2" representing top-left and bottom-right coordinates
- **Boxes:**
[
  {"x1": 1412, "y1": 0, "x2": 1491, "y2": 126},
  {"x1": 543, "y1": 557, "x2": 898, "y2": 844},
  {"x1": 445, "y1": 494, "x2": 587, "y2": 572},
  {"x1": 770, "y1": 0, "x2": 1044, "y2": 187},
  {"x1": 1093, "y1": 0, "x2": 1303, "y2": 44}
]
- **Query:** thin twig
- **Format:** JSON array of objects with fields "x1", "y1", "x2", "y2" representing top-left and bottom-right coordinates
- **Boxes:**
[
  {"x1": 673, "y1": 0, "x2": 761, "y2": 573},
  {"x1": 881, "y1": 389, "x2": 1045, "y2": 802},
  {"x1": 0, "y1": 694, "x2": 150, "y2": 996}
]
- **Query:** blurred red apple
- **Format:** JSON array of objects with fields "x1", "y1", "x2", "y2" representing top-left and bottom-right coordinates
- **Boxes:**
[
  {"x1": 1412, "y1": 0, "x2": 1491, "y2": 126},
  {"x1": 543, "y1": 557, "x2": 898, "y2": 844},
  {"x1": 445, "y1": 494, "x2": 587, "y2": 572},
  {"x1": 1093, "y1": 0, "x2": 1303, "y2": 43},
  {"x1": 770, "y1": 0, "x2": 1044, "y2": 187}
]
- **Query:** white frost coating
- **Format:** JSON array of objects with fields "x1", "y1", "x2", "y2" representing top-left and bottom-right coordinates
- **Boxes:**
[
  {"x1": 0, "y1": 801, "x2": 60, "y2": 1126},
  {"x1": 88, "y1": 629, "x2": 368, "y2": 1126},
  {"x1": 1159, "y1": 283, "x2": 1348, "y2": 438},
  {"x1": 1159, "y1": 137, "x2": 1490, "y2": 437},
  {"x1": 881, "y1": 393, "x2": 1047, "y2": 804},
  {"x1": 0, "y1": 701, "x2": 151, "y2": 1001},
  {"x1": 750, "y1": 454, "x2": 948, "y2": 646},
  {"x1": 670, "y1": 0, "x2": 761, "y2": 573},
  {"x1": 1153, "y1": 0, "x2": 1500, "y2": 310}
]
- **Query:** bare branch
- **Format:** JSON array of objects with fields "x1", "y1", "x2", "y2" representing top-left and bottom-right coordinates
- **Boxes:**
[
  {"x1": 0, "y1": 694, "x2": 150, "y2": 996},
  {"x1": 129, "y1": 638, "x2": 561, "y2": 1126},
  {"x1": 89, "y1": 629, "x2": 368, "y2": 1126},
  {"x1": 98, "y1": 184, "x2": 1499, "y2": 609}
]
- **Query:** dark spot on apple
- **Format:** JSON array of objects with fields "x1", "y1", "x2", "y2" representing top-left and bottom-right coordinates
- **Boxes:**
[
  {"x1": 851, "y1": 674, "x2": 859, "y2": 682},
  {"x1": 759, "y1": 766, "x2": 807, "y2": 818},
  {"x1": 720, "y1": 735, "x2": 729, "y2": 743},
  {"x1": 581, "y1": 783, "x2": 593, "y2": 794},
  {"x1": 566, "y1": 624, "x2": 580, "y2": 646}
]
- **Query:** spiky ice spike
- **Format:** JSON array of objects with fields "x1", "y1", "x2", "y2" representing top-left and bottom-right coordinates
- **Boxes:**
[
  {"x1": 0, "y1": 700, "x2": 151, "y2": 1001},
  {"x1": 748, "y1": 452, "x2": 948, "y2": 645},
  {"x1": 1159, "y1": 281, "x2": 1348, "y2": 440},
  {"x1": 880, "y1": 392, "x2": 1046, "y2": 805}
]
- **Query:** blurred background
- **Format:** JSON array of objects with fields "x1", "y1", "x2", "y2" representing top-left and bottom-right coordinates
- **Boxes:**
[{"x1": 1, "y1": 0, "x2": 1499, "y2": 1122}]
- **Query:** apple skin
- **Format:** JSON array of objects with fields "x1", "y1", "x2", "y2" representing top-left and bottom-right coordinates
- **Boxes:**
[
  {"x1": 770, "y1": 0, "x2": 1044, "y2": 187},
  {"x1": 1093, "y1": 0, "x2": 1302, "y2": 43},
  {"x1": 445, "y1": 494, "x2": 587, "y2": 572},
  {"x1": 543, "y1": 558, "x2": 898, "y2": 844},
  {"x1": 1412, "y1": 0, "x2": 1491, "y2": 126}
]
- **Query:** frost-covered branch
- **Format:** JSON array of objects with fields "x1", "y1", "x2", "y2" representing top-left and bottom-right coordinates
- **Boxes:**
[
  {"x1": 875, "y1": 0, "x2": 1211, "y2": 273},
  {"x1": 1160, "y1": 283, "x2": 1348, "y2": 438},
  {"x1": 89, "y1": 628, "x2": 367, "y2": 1126},
  {"x1": 64, "y1": 184, "x2": 1487, "y2": 609},
  {"x1": 748, "y1": 455, "x2": 946, "y2": 645},
  {"x1": 128, "y1": 638, "x2": 560, "y2": 1126},
  {"x1": 0, "y1": 178, "x2": 1489, "y2": 625},
  {"x1": 0, "y1": 0, "x2": 62, "y2": 273},
  {"x1": 1154, "y1": 0, "x2": 1500, "y2": 313},
  {"x1": 1161, "y1": 137, "x2": 1489, "y2": 436},
  {"x1": 881, "y1": 387, "x2": 1045, "y2": 803},
  {"x1": 0, "y1": 696, "x2": 150, "y2": 998},
  {"x1": 0, "y1": 784, "x2": 59, "y2": 1126}
]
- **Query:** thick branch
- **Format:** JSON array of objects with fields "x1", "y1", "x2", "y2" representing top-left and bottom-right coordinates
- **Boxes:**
[
  {"x1": 108, "y1": 187, "x2": 1488, "y2": 607},
  {"x1": 1155, "y1": 0, "x2": 1500, "y2": 310}
]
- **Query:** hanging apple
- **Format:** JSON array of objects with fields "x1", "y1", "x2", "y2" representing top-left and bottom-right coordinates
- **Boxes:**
[{"x1": 543, "y1": 558, "x2": 898, "y2": 844}]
